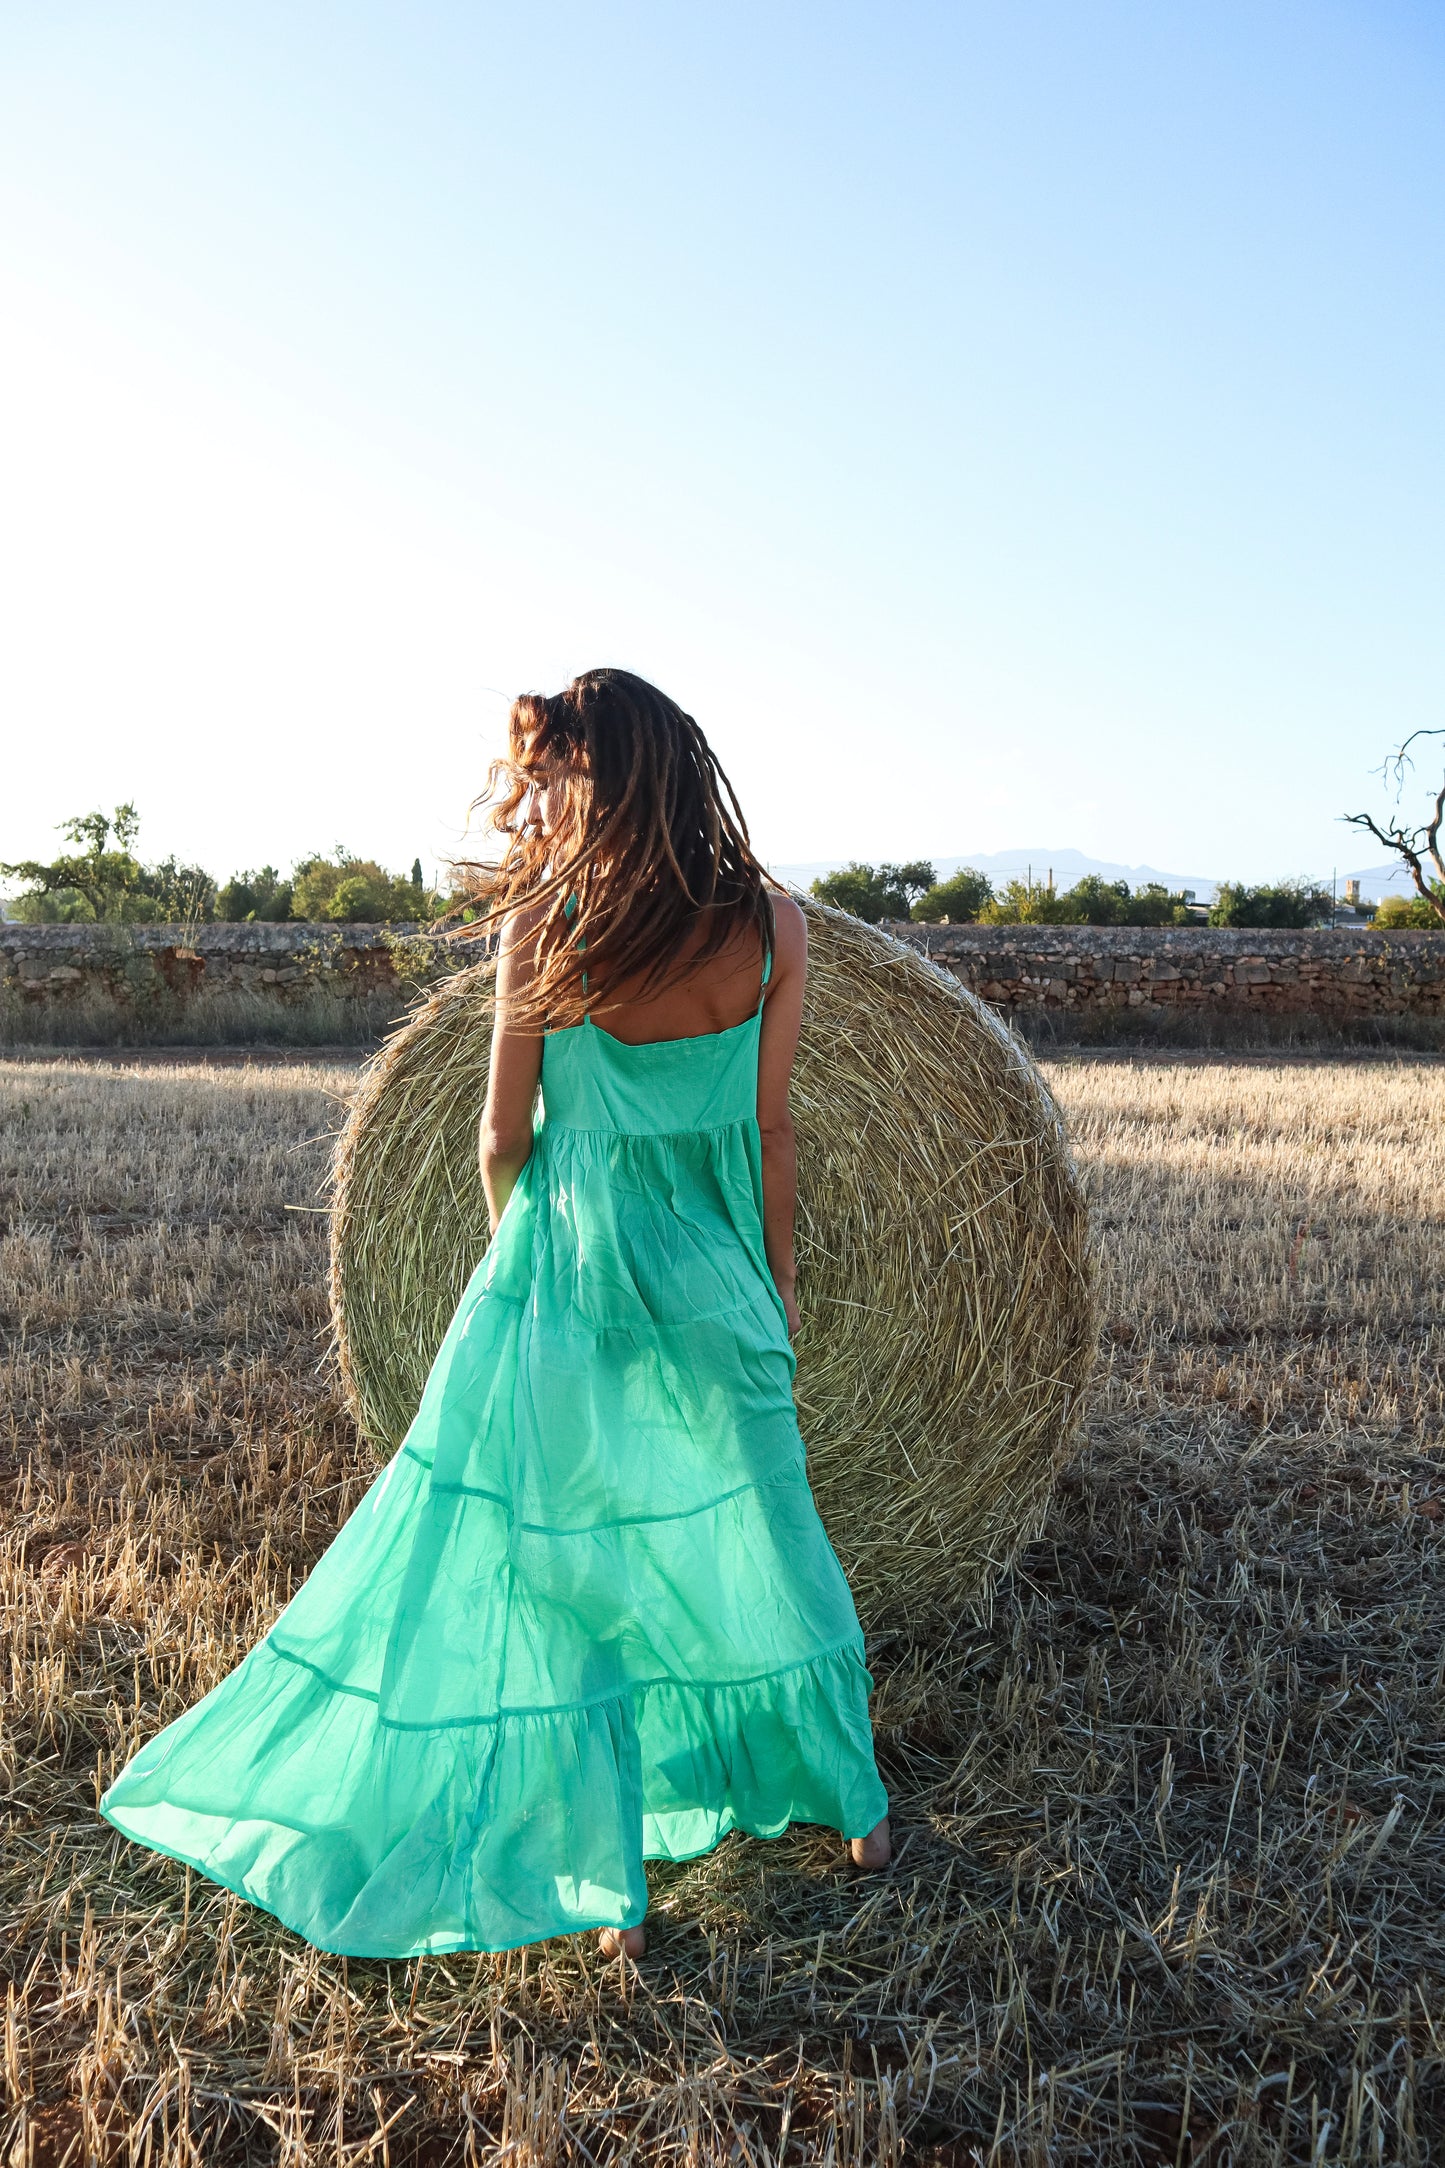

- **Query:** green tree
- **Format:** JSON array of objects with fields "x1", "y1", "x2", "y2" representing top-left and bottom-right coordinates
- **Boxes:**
[
  {"x1": 130, "y1": 855, "x2": 216, "y2": 922},
  {"x1": 1053, "y1": 875, "x2": 1192, "y2": 927},
  {"x1": 327, "y1": 873, "x2": 392, "y2": 922},
  {"x1": 291, "y1": 852, "x2": 444, "y2": 923},
  {"x1": 978, "y1": 878, "x2": 1075, "y2": 925},
  {"x1": 810, "y1": 860, "x2": 936, "y2": 923},
  {"x1": 1058, "y1": 874, "x2": 1132, "y2": 925},
  {"x1": 66, "y1": 805, "x2": 139, "y2": 857},
  {"x1": 911, "y1": 866, "x2": 994, "y2": 923},
  {"x1": 2, "y1": 804, "x2": 142, "y2": 921},
  {"x1": 1124, "y1": 882, "x2": 1193, "y2": 927},
  {"x1": 1, "y1": 805, "x2": 214, "y2": 923},
  {"x1": 1207, "y1": 880, "x2": 1334, "y2": 929},
  {"x1": 216, "y1": 866, "x2": 294, "y2": 922}
]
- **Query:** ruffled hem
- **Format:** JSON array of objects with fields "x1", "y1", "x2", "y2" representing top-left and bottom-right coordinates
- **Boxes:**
[{"x1": 99, "y1": 1637, "x2": 888, "y2": 1959}]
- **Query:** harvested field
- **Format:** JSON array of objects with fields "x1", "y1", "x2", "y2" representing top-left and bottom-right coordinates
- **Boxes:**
[{"x1": 2, "y1": 1050, "x2": 1444, "y2": 2164}]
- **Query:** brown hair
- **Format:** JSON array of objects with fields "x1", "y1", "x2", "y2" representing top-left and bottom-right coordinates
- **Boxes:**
[{"x1": 455, "y1": 668, "x2": 777, "y2": 1033}]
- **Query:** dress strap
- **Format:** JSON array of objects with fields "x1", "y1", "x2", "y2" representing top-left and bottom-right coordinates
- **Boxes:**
[
  {"x1": 562, "y1": 890, "x2": 588, "y2": 999},
  {"x1": 757, "y1": 934, "x2": 773, "y2": 1013}
]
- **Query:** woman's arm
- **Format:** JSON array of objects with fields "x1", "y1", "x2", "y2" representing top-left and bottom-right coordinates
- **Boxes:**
[
  {"x1": 755, "y1": 894, "x2": 808, "y2": 1336},
  {"x1": 478, "y1": 907, "x2": 546, "y2": 1232}
]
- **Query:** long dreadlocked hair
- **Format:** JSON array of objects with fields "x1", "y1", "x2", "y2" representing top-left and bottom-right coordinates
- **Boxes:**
[{"x1": 454, "y1": 668, "x2": 778, "y2": 1034}]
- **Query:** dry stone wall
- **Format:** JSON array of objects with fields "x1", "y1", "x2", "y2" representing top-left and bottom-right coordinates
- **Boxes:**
[
  {"x1": 0, "y1": 923, "x2": 468, "y2": 1016},
  {"x1": 3, "y1": 920, "x2": 1444, "y2": 1032},
  {"x1": 887, "y1": 922, "x2": 1445, "y2": 1023}
]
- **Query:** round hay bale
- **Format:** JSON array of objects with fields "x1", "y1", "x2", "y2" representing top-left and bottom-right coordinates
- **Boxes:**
[{"x1": 329, "y1": 900, "x2": 1096, "y2": 1630}]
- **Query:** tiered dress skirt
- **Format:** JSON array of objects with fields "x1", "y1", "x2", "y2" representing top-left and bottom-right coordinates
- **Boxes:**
[{"x1": 101, "y1": 1007, "x2": 888, "y2": 1956}]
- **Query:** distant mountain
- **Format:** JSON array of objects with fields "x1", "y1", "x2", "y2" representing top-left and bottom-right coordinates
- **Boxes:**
[
  {"x1": 1340, "y1": 861, "x2": 1425, "y2": 901},
  {"x1": 768, "y1": 847, "x2": 1222, "y2": 902}
]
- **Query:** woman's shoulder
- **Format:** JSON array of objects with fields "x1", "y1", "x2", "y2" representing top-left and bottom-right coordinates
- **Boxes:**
[
  {"x1": 768, "y1": 891, "x2": 807, "y2": 965},
  {"x1": 493, "y1": 896, "x2": 557, "y2": 992},
  {"x1": 499, "y1": 896, "x2": 552, "y2": 945}
]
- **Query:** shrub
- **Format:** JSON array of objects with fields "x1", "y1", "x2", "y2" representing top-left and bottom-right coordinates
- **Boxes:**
[
  {"x1": 1208, "y1": 880, "x2": 1334, "y2": 929},
  {"x1": 7, "y1": 887, "x2": 96, "y2": 923},
  {"x1": 1373, "y1": 890, "x2": 1445, "y2": 929},
  {"x1": 911, "y1": 867, "x2": 994, "y2": 923}
]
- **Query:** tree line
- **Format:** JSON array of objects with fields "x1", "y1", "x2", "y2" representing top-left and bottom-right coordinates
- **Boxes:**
[
  {"x1": 0, "y1": 808, "x2": 447, "y2": 926},
  {"x1": 9, "y1": 747, "x2": 1445, "y2": 932},
  {"x1": 809, "y1": 861, "x2": 1344, "y2": 929},
  {"x1": 811, "y1": 737, "x2": 1445, "y2": 930}
]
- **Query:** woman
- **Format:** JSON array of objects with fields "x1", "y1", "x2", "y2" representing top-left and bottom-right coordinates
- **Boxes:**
[{"x1": 101, "y1": 667, "x2": 890, "y2": 1959}]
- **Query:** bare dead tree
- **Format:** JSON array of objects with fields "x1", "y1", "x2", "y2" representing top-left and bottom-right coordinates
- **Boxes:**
[{"x1": 1343, "y1": 730, "x2": 1445, "y2": 923}]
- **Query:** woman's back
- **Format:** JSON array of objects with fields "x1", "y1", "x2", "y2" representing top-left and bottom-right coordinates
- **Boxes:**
[
  {"x1": 537, "y1": 927, "x2": 773, "y2": 1144},
  {"x1": 557, "y1": 914, "x2": 772, "y2": 1046}
]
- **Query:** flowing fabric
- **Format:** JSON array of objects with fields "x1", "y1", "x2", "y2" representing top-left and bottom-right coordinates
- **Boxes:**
[{"x1": 100, "y1": 955, "x2": 888, "y2": 1957}]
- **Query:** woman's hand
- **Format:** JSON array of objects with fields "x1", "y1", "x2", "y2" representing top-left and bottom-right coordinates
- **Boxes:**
[{"x1": 778, "y1": 1280, "x2": 802, "y2": 1339}]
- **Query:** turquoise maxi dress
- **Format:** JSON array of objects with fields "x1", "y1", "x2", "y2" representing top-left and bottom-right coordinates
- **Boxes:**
[{"x1": 100, "y1": 941, "x2": 889, "y2": 1957}]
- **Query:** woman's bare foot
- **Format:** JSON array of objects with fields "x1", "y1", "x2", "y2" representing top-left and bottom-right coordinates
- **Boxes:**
[
  {"x1": 598, "y1": 1923, "x2": 647, "y2": 1959},
  {"x1": 849, "y1": 1816, "x2": 892, "y2": 1870}
]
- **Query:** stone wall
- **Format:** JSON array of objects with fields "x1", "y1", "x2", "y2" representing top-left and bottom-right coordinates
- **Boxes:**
[
  {"x1": 885, "y1": 922, "x2": 1445, "y2": 1024},
  {"x1": 3, "y1": 920, "x2": 1444, "y2": 1036},
  {"x1": 0, "y1": 922, "x2": 470, "y2": 1022}
]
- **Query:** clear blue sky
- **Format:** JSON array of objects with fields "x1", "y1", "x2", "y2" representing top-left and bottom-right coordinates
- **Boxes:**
[{"x1": 3, "y1": 1, "x2": 1442, "y2": 887}]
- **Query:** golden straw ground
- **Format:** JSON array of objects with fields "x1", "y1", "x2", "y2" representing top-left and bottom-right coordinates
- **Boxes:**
[
  {"x1": 8, "y1": 1051, "x2": 1445, "y2": 2158},
  {"x1": 329, "y1": 899, "x2": 1097, "y2": 1626}
]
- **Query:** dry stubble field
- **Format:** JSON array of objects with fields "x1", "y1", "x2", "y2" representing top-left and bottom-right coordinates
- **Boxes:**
[{"x1": 2, "y1": 1049, "x2": 1444, "y2": 2166}]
